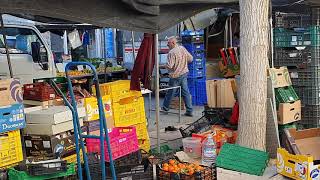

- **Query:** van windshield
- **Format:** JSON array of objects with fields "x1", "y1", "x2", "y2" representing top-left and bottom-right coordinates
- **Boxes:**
[{"x1": 0, "y1": 27, "x2": 46, "y2": 54}]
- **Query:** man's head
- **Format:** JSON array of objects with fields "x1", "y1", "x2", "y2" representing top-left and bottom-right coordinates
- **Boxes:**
[{"x1": 167, "y1": 36, "x2": 177, "y2": 50}]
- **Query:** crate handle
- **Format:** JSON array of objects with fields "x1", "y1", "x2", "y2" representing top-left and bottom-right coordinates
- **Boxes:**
[
  {"x1": 0, "y1": 87, "x2": 7, "y2": 91},
  {"x1": 290, "y1": 108, "x2": 295, "y2": 111},
  {"x1": 3, "y1": 112, "x2": 10, "y2": 116},
  {"x1": 0, "y1": 133, "x2": 8, "y2": 137}
]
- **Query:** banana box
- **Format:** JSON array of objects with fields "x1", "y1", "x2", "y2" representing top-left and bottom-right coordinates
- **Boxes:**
[
  {"x1": 277, "y1": 148, "x2": 320, "y2": 180},
  {"x1": 84, "y1": 95, "x2": 113, "y2": 121}
]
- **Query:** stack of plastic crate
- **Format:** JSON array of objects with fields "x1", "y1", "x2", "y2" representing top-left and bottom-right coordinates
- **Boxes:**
[
  {"x1": 182, "y1": 30, "x2": 207, "y2": 105},
  {"x1": 0, "y1": 79, "x2": 25, "y2": 171},
  {"x1": 93, "y1": 80, "x2": 150, "y2": 152},
  {"x1": 273, "y1": 8, "x2": 320, "y2": 128}
]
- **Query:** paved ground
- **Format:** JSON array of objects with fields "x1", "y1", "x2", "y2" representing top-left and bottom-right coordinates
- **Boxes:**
[{"x1": 143, "y1": 96, "x2": 204, "y2": 150}]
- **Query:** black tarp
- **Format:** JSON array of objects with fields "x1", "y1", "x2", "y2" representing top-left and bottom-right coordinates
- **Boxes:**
[{"x1": 0, "y1": 0, "x2": 318, "y2": 33}]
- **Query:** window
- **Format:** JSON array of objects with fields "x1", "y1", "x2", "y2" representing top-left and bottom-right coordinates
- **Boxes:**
[{"x1": 0, "y1": 27, "x2": 48, "y2": 62}]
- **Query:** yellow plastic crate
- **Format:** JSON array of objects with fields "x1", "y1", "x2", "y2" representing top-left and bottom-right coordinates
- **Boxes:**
[
  {"x1": 92, "y1": 80, "x2": 142, "y2": 102},
  {"x1": 0, "y1": 130, "x2": 23, "y2": 168},
  {"x1": 139, "y1": 138, "x2": 150, "y2": 153},
  {"x1": 134, "y1": 122, "x2": 149, "y2": 140},
  {"x1": 113, "y1": 96, "x2": 146, "y2": 127},
  {"x1": 84, "y1": 95, "x2": 113, "y2": 121},
  {"x1": 63, "y1": 151, "x2": 84, "y2": 164}
]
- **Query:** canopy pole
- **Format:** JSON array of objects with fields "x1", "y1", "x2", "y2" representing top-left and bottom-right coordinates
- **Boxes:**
[
  {"x1": 0, "y1": 14, "x2": 13, "y2": 78},
  {"x1": 154, "y1": 34, "x2": 160, "y2": 152},
  {"x1": 131, "y1": 31, "x2": 136, "y2": 60},
  {"x1": 63, "y1": 30, "x2": 68, "y2": 55},
  {"x1": 229, "y1": 16, "x2": 233, "y2": 47}
]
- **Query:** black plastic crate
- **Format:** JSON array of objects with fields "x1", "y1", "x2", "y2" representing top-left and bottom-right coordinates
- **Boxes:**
[
  {"x1": 302, "y1": 105, "x2": 320, "y2": 119},
  {"x1": 273, "y1": 47, "x2": 311, "y2": 67},
  {"x1": 203, "y1": 106, "x2": 232, "y2": 123},
  {"x1": 88, "y1": 153, "x2": 153, "y2": 180},
  {"x1": 88, "y1": 150, "x2": 142, "y2": 175},
  {"x1": 26, "y1": 159, "x2": 67, "y2": 176},
  {"x1": 294, "y1": 86, "x2": 320, "y2": 105},
  {"x1": 275, "y1": 12, "x2": 311, "y2": 28},
  {"x1": 290, "y1": 67, "x2": 320, "y2": 86},
  {"x1": 179, "y1": 116, "x2": 218, "y2": 138},
  {"x1": 312, "y1": 7, "x2": 320, "y2": 26}
]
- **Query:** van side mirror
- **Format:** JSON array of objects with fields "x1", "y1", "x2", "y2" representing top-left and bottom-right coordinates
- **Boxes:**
[
  {"x1": 31, "y1": 42, "x2": 41, "y2": 63},
  {"x1": 31, "y1": 42, "x2": 48, "y2": 70}
]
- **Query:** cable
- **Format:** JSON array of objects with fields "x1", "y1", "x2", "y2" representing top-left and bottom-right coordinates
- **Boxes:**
[{"x1": 273, "y1": 0, "x2": 305, "y2": 7}]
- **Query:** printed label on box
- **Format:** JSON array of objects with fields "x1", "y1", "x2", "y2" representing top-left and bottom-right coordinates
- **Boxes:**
[{"x1": 0, "y1": 103, "x2": 25, "y2": 133}]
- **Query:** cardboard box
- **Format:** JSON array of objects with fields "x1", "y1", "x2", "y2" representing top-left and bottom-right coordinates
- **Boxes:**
[
  {"x1": 0, "y1": 103, "x2": 25, "y2": 133},
  {"x1": 0, "y1": 78, "x2": 23, "y2": 107},
  {"x1": 278, "y1": 100, "x2": 301, "y2": 124},
  {"x1": 216, "y1": 79, "x2": 236, "y2": 108},
  {"x1": 23, "y1": 118, "x2": 84, "y2": 135},
  {"x1": 84, "y1": 96, "x2": 113, "y2": 121},
  {"x1": 206, "y1": 80, "x2": 217, "y2": 108},
  {"x1": 24, "y1": 130, "x2": 77, "y2": 158},
  {"x1": 25, "y1": 106, "x2": 86, "y2": 124},
  {"x1": 268, "y1": 67, "x2": 292, "y2": 88},
  {"x1": 84, "y1": 119, "x2": 113, "y2": 134},
  {"x1": 277, "y1": 148, "x2": 320, "y2": 180},
  {"x1": 217, "y1": 167, "x2": 286, "y2": 180}
]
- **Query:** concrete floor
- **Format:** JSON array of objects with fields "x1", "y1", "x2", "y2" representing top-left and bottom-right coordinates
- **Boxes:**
[{"x1": 143, "y1": 96, "x2": 205, "y2": 151}]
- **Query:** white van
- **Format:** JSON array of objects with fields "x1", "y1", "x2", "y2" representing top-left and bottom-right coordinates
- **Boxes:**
[{"x1": 0, "y1": 23, "x2": 56, "y2": 84}]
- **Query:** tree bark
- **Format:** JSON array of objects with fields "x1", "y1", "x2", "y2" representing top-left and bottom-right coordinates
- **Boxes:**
[{"x1": 237, "y1": 0, "x2": 270, "y2": 151}]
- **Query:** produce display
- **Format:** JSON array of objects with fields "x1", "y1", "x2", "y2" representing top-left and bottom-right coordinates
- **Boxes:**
[{"x1": 158, "y1": 159, "x2": 213, "y2": 180}]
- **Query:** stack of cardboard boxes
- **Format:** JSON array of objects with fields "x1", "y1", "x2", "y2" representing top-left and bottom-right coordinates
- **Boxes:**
[
  {"x1": 206, "y1": 79, "x2": 237, "y2": 108},
  {"x1": 0, "y1": 79, "x2": 26, "y2": 169},
  {"x1": 24, "y1": 106, "x2": 86, "y2": 162},
  {"x1": 269, "y1": 67, "x2": 301, "y2": 125}
]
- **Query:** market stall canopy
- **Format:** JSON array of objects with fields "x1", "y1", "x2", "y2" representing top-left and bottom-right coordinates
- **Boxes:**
[
  {"x1": 0, "y1": 0, "x2": 237, "y2": 33},
  {"x1": 0, "y1": 0, "x2": 319, "y2": 33}
]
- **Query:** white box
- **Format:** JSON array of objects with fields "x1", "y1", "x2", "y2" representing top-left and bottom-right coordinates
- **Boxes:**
[
  {"x1": 25, "y1": 106, "x2": 86, "y2": 124},
  {"x1": 23, "y1": 118, "x2": 84, "y2": 135}
]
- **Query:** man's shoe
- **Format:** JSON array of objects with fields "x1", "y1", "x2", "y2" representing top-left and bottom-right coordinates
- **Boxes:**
[
  {"x1": 165, "y1": 126, "x2": 178, "y2": 131},
  {"x1": 161, "y1": 107, "x2": 169, "y2": 112},
  {"x1": 184, "y1": 112, "x2": 193, "y2": 117}
]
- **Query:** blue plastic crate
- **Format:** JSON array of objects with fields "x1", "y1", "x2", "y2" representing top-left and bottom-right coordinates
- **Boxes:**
[
  {"x1": 188, "y1": 58, "x2": 205, "y2": 70},
  {"x1": 187, "y1": 77, "x2": 207, "y2": 105},
  {"x1": 188, "y1": 67, "x2": 206, "y2": 78},
  {"x1": 190, "y1": 51, "x2": 205, "y2": 59},
  {"x1": 184, "y1": 43, "x2": 205, "y2": 52},
  {"x1": 195, "y1": 80, "x2": 207, "y2": 105},
  {"x1": 187, "y1": 78, "x2": 197, "y2": 97},
  {"x1": 181, "y1": 30, "x2": 204, "y2": 36}
]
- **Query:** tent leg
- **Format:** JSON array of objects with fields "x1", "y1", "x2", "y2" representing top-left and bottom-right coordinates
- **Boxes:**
[
  {"x1": 131, "y1": 31, "x2": 136, "y2": 60},
  {"x1": 0, "y1": 14, "x2": 13, "y2": 78},
  {"x1": 154, "y1": 34, "x2": 160, "y2": 152}
]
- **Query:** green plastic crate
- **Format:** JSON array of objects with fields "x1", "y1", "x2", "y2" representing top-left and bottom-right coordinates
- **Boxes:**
[
  {"x1": 8, "y1": 163, "x2": 76, "y2": 180},
  {"x1": 273, "y1": 28, "x2": 311, "y2": 48},
  {"x1": 216, "y1": 143, "x2": 269, "y2": 176},
  {"x1": 275, "y1": 86, "x2": 299, "y2": 108},
  {"x1": 310, "y1": 26, "x2": 320, "y2": 47}
]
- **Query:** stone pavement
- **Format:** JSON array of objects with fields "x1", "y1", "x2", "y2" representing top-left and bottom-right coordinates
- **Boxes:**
[{"x1": 144, "y1": 96, "x2": 204, "y2": 150}]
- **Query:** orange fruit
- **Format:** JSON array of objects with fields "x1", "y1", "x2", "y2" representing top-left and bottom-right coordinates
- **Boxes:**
[
  {"x1": 178, "y1": 163, "x2": 185, "y2": 169},
  {"x1": 188, "y1": 169, "x2": 194, "y2": 175},
  {"x1": 168, "y1": 166, "x2": 175, "y2": 172},
  {"x1": 163, "y1": 166, "x2": 169, "y2": 171},
  {"x1": 169, "y1": 159, "x2": 175, "y2": 165},
  {"x1": 195, "y1": 166, "x2": 204, "y2": 172},
  {"x1": 163, "y1": 163, "x2": 169, "y2": 168}
]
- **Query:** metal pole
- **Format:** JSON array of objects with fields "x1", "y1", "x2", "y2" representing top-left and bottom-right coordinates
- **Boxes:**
[
  {"x1": 270, "y1": 18, "x2": 274, "y2": 68},
  {"x1": 179, "y1": 86, "x2": 181, "y2": 123},
  {"x1": 224, "y1": 19, "x2": 228, "y2": 48},
  {"x1": 63, "y1": 30, "x2": 68, "y2": 55},
  {"x1": 229, "y1": 16, "x2": 233, "y2": 47},
  {"x1": 154, "y1": 34, "x2": 160, "y2": 152},
  {"x1": 0, "y1": 14, "x2": 13, "y2": 78},
  {"x1": 131, "y1": 31, "x2": 136, "y2": 61},
  {"x1": 103, "y1": 28, "x2": 107, "y2": 82}
]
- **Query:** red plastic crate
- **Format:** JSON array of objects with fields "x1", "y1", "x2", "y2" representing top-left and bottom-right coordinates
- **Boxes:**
[
  {"x1": 23, "y1": 82, "x2": 59, "y2": 101},
  {"x1": 86, "y1": 127, "x2": 139, "y2": 162}
]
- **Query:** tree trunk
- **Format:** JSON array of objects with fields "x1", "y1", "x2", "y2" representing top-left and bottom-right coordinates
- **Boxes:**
[{"x1": 237, "y1": 0, "x2": 270, "y2": 151}]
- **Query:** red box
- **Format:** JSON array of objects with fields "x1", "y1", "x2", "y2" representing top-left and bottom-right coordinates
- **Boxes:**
[{"x1": 23, "y1": 82, "x2": 59, "y2": 101}]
